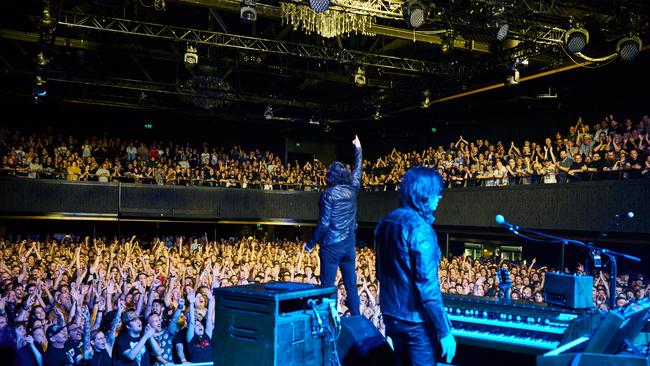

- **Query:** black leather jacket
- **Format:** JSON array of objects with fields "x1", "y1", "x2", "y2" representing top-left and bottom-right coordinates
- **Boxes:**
[
  {"x1": 374, "y1": 207, "x2": 452, "y2": 338},
  {"x1": 306, "y1": 146, "x2": 362, "y2": 248}
]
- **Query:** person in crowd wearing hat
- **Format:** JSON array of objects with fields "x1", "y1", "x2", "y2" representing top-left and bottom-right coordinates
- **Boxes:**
[
  {"x1": 44, "y1": 324, "x2": 76, "y2": 366},
  {"x1": 113, "y1": 309, "x2": 162, "y2": 366}
]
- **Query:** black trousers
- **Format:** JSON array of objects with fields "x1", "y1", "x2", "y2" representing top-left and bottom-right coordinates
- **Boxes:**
[{"x1": 319, "y1": 235, "x2": 360, "y2": 316}]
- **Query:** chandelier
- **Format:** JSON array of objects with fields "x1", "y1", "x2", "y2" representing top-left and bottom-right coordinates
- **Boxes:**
[{"x1": 280, "y1": 2, "x2": 376, "y2": 38}]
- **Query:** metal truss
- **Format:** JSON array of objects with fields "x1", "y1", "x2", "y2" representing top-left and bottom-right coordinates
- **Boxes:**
[
  {"x1": 48, "y1": 73, "x2": 351, "y2": 111},
  {"x1": 328, "y1": 0, "x2": 404, "y2": 20},
  {"x1": 58, "y1": 12, "x2": 469, "y2": 76}
]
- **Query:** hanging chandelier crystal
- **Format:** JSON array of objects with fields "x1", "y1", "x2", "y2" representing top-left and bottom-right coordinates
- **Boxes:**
[{"x1": 280, "y1": 2, "x2": 376, "y2": 38}]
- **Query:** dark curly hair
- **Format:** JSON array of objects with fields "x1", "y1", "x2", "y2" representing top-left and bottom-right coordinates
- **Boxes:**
[{"x1": 326, "y1": 161, "x2": 352, "y2": 186}]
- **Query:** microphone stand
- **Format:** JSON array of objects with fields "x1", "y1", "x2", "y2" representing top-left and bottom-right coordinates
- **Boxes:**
[{"x1": 501, "y1": 222, "x2": 641, "y2": 310}]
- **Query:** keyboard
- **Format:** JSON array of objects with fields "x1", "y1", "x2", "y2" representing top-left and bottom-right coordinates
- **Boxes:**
[{"x1": 443, "y1": 294, "x2": 596, "y2": 355}]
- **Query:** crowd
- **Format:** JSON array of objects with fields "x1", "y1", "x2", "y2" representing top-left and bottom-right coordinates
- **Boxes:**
[
  {"x1": 1, "y1": 113, "x2": 649, "y2": 190},
  {"x1": 0, "y1": 234, "x2": 647, "y2": 365}
]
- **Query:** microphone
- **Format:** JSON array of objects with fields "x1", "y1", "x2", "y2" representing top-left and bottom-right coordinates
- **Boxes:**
[
  {"x1": 495, "y1": 214, "x2": 519, "y2": 232},
  {"x1": 307, "y1": 299, "x2": 324, "y2": 334},
  {"x1": 322, "y1": 298, "x2": 341, "y2": 331},
  {"x1": 614, "y1": 211, "x2": 634, "y2": 219}
]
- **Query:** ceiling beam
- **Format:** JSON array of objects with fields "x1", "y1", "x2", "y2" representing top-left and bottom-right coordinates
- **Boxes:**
[
  {"x1": 57, "y1": 12, "x2": 469, "y2": 75},
  {"x1": 167, "y1": 0, "x2": 493, "y2": 54}
]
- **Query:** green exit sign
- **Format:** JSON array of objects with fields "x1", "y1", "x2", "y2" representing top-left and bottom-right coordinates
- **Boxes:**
[
  {"x1": 144, "y1": 123, "x2": 153, "y2": 129},
  {"x1": 431, "y1": 127, "x2": 437, "y2": 133},
  {"x1": 295, "y1": 142, "x2": 301, "y2": 148}
]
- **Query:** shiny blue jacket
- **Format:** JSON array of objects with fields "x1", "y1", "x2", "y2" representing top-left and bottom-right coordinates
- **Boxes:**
[
  {"x1": 306, "y1": 146, "x2": 362, "y2": 248},
  {"x1": 374, "y1": 206, "x2": 452, "y2": 337}
]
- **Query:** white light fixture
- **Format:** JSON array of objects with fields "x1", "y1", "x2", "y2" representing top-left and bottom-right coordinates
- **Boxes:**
[
  {"x1": 422, "y1": 90, "x2": 431, "y2": 108},
  {"x1": 354, "y1": 67, "x2": 366, "y2": 87},
  {"x1": 403, "y1": 0, "x2": 426, "y2": 29},
  {"x1": 564, "y1": 27, "x2": 589, "y2": 53},
  {"x1": 184, "y1": 44, "x2": 198, "y2": 65},
  {"x1": 264, "y1": 105, "x2": 273, "y2": 119},
  {"x1": 309, "y1": 0, "x2": 331, "y2": 13},
  {"x1": 616, "y1": 36, "x2": 642, "y2": 61},
  {"x1": 373, "y1": 107, "x2": 382, "y2": 120},
  {"x1": 505, "y1": 68, "x2": 519, "y2": 86},
  {"x1": 496, "y1": 21, "x2": 509, "y2": 41},
  {"x1": 240, "y1": 0, "x2": 257, "y2": 22}
]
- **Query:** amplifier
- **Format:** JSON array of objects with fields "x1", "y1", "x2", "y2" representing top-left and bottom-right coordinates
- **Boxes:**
[
  {"x1": 544, "y1": 273, "x2": 593, "y2": 309},
  {"x1": 212, "y1": 282, "x2": 337, "y2": 366}
]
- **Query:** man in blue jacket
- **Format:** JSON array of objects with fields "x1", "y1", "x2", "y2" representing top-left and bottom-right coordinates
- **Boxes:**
[
  {"x1": 375, "y1": 166, "x2": 456, "y2": 365},
  {"x1": 305, "y1": 135, "x2": 362, "y2": 316}
]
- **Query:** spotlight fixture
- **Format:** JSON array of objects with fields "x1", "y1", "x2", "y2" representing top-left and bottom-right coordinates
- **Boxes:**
[
  {"x1": 40, "y1": 1, "x2": 55, "y2": 28},
  {"x1": 32, "y1": 79, "x2": 48, "y2": 104},
  {"x1": 422, "y1": 90, "x2": 431, "y2": 108},
  {"x1": 35, "y1": 76, "x2": 47, "y2": 87},
  {"x1": 240, "y1": 0, "x2": 257, "y2": 22},
  {"x1": 616, "y1": 36, "x2": 642, "y2": 61},
  {"x1": 515, "y1": 57, "x2": 529, "y2": 67},
  {"x1": 184, "y1": 44, "x2": 198, "y2": 65},
  {"x1": 505, "y1": 68, "x2": 519, "y2": 86},
  {"x1": 440, "y1": 33, "x2": 454, "y2": 54},
  {"x1": 309, "y1": 0, "x2": 331, "y2": 13},
  {"x1": 403, "y1": 0, "x2": 426, "y2": 29},
  {"x1": 496, "y1": 21, "x2": 509, "y2": 41},
  {"x1": 36, "y1": 52, "x2": 48, "y2": 66},
  {"x1": 354, "y1": 67, "x2": 366, "y2": 87},
  {"x1": 372, "y1": 107, "x2": 382, "y2": 120},
  {"x1": 564, "y1": 27, "x2": 589, "y2": 53},
  {"x1": 323, "y1": 122, "x2": 332, "y2": 133},
  {"x1": 264, "y1": 105, "x2": 273, "y2": 120}
]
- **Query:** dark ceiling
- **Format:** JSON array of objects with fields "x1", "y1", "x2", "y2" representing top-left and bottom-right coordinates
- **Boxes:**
[{"x1": 0, "y1": 0, "x2": 648, "y2": 125}]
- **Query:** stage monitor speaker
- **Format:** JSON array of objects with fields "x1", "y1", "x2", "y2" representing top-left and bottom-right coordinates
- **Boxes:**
[
  {"x1": 336, "y1": 315, "x2": 395, "y2": 366},
  {"x1": 584, "y1": 298, "x2": 650, "y2": 354},
  {"x1": 544, "y1": 273, "x2": 593, "y2": 309},
  {"x1": 213, "y1": 282, "x2": 336, "y2": 366}
]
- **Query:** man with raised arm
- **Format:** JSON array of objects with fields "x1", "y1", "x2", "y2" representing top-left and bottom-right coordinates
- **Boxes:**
[{"x1": 305, "y1": 135, "x2": 362, "y2": 316}]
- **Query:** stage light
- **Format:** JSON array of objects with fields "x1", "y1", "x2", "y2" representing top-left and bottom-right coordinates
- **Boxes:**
[
  {"x1": 354, "y1": 67, "x2": 366, "y2": 87},
  {"x1": 564, "y1": 27, "x2": 589, "y2": 53},
  {"x1": 422, "y1": 90, "x2": 431, "y2": 108},
  {"x1": 184, "y1": 44, "x2": 198, "y2": 65},
  {"x1": 440, "y1": 34, "x2": 454, "y2": 54},
  {"x1": 616, "y1": 36, "x2": 642, "y2": 61},
  {"x1": 35, "y1": 76, "x2": 47, "y2": 87},
  {"x1": 505, "y1": 68, "x2": 519, "y2": 86},
  {"x1": 36, "y1": 51, "x2": 49, "y2": 67},
  {"x1": 372, "y1": 107, "x2": 382, "y2": 120},
  {"x1": 403, "y1": 0, "x2": 426, "y2": 29},
  {"x1": 240, "y1": 0, "x2": 257, "y2": 22},
  {"x1": 40, "y1": 1, "x2": 55, "y2": 28},
  {"x1": 264, "y1": 105, "x2": 273, "y2": 119},
  {"x1": 496, "y1": 21, "x2": 509, "y2": 41},
  {"x1": 309, "y1": 0, "x2": 331, "y2": 13}
]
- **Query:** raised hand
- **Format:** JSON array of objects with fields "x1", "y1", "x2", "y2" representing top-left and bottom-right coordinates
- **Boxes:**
[
  {"x1": 151, "y1": 278, "x2": 162, "y2": 289},
  {"x1": 134, "y1": 281, "x2": 146, "y2": 294},
  {"x1": 97, "y1": 297, "x2": 106, "y2": 312},
  {"x1": 352, "y1": 135, "x2": 361, "y2": 149},
  {"x1": 117, "y1": 298, "x2": 126, "y2": 313},
  {"x1": 106, "y1": 281, "x2": 117, "y2": 295},
  {"x1": 186, "y1": 288, "x2": 196, "y2": 304},
  {"x1": 144, "y1": 324, "x2": 156, "y2": 338},
  {"x1": 81, "y1": 307, "x2": 91, "y2": 322}
]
